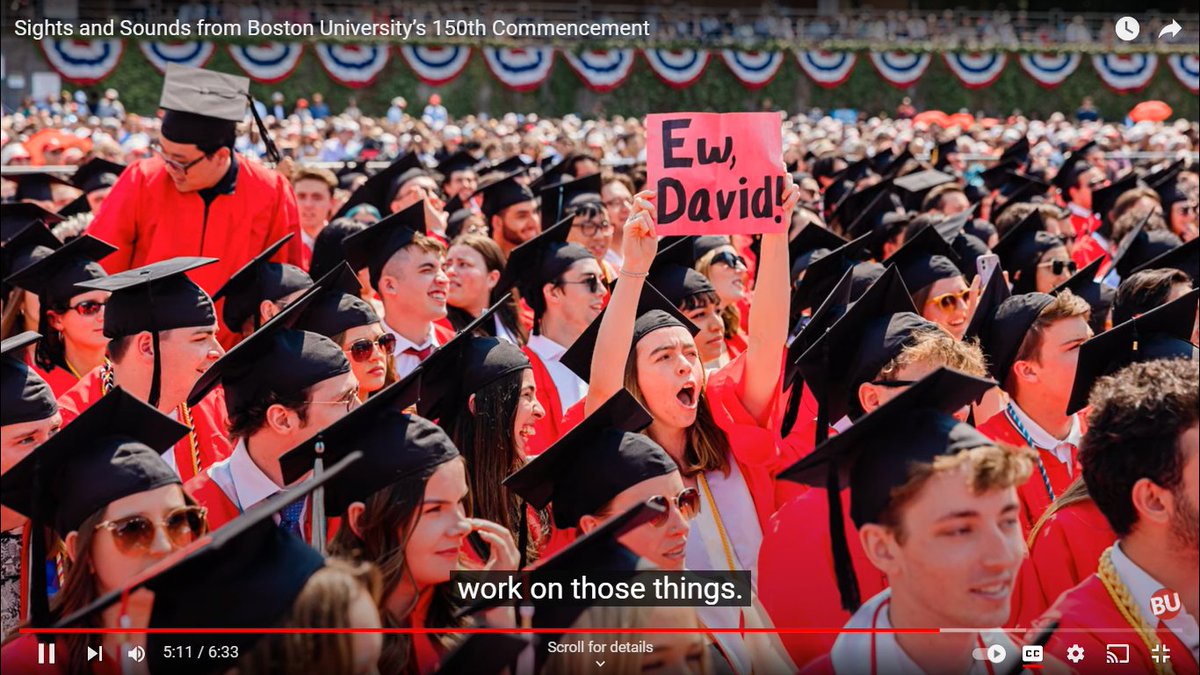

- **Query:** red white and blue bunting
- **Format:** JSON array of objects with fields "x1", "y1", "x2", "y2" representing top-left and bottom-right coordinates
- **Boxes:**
[
  {"x1": 227, "y1": 43, "x2": 304, "y2": 84},
  {"x1": 868, "y1": 51, "x2": 931, "y2": 88},
  {"x1": 398, "y1": 45, "x2": 472, "y2": 86},
  {"x1": 795, "y1": 50, "x2": 857, "y2": 88},
  {"x1": 943, "y1": 52, "x2": 1007, "y2": 89},
  {"x1": 314, "y1": 43, "x2": 389, "y2": 88},
  {"x1": 138, "y1": 41, "x2": 215, "y2": 75},
  {"x1": 1166, "y1": 54, "x2": 1199, "y2": 94},
  {"x1": 1092, "y1": 53, "x2": 1159, "y2": 93},
  {"x1": 482, "y1": 46, "x2": 555, "y2": 91},
  {"x1": 1017, "y1": 52, "x2": 1081, "y2": 89},
  {"x1": 643, "y1": 49, "x2": 711, "y2": 89},
  {"x1": 40, "y1": 39, "x2": 125, "y2": 85},
  {"x1": 721, "y1": 50, "x2": 784, "y2": 89},
  {"x1": 562, "y1": 49, "x2": 636, "y2": 92}
]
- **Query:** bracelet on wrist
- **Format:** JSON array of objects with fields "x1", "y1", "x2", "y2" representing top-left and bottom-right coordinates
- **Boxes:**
[{"x1": 619, "y1": 268, "x2": 649, "y2": 278}]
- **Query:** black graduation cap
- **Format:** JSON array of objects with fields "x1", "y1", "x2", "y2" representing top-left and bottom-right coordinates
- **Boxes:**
[
  {"x1": 788, "y1": 225, "x2": 850, "y2": 280},
  {"x1": 503, "y1": 389, "x2": 672, "y2": 527},
  {"x1": 213, "y1": 234, "x2": 313, "y2": 332},
  {"x1": 1052, "y1": 257, "x2": 1114, "y2": 335},
  {"x1": 529, "y1": 155, "x2": 579, "y2": 191},
  {"x1": 1110, "y1": 214, "x2": 1184, "y2": 280},
  {"x1": 1091, "y1": 172, "x2": 1140, "y2": 230},
  {"x1": 1130, "y1": 237, "x2": 1199, "y2": 286},
  {"x1": 833, "y1": 178, "x2": 893, "y2": 234},
  {"x1": 796, "y1": 266, "x2": 931, "y2": 423},
  {"x1": 649, "y1": 236, "x2": 718, "y2": 306},
  {"x1": 777, "y1": 367, "x2": 997, "y2": 611},
  {"x1": 478, "y1": 155, "x2": 531, "y2": 180},
  {"x1": 1, "y1": 202, "x2": 63, "y2": 244},
  {"x1": 435, "y1": 634, "x2": 529, "y2": 675},
  {"x1": 5, "y1": 233, "x2": 115, "y2": 310},
  {"x1": 332, "y1": 153, "x2": 425, "y2": 220},
  {"x1": 70, "y1": 158, "x2": 126, "y2": 194},
  {"x1": 894, "y1": 169, "x2": 956, "y2": 212},
  {"x1": 1051, "y1": 143, "x2": 1095, "y2": 192},
  {"x1": 1143, "y1": 159, "x2": 1185, "y2": 192},
  {"x1": 881, "y1": 148, "x2": 917, "y2": 181},
  {"x1": 931, "y1": 138, "x2": 959, "y2": 171},
  {"x1": 781, "y1": 266, "x2": 858, "y2": 436},
  {"x1": 845, "y1": 191, "x2": 909, "y2": 261},
  {"x1": 1066, "y1": 289, "x2": 1199, "y2": 415},
  {"x1": 790, "y1": 232, "x2": 873, "y2": 316},
  {"x1": 963, "y1": 217, "x2": 996, "y2": 246},
  {"x1": 187, "y1": 279, "x2": 349, "y2": 418},
  {"x1": 979, "y1": 293, "x2": 1056, "y2": 387},
  {"x1": 991, "y1": 173, "x2": 1052, "y2": 221},
  {"x1": 979, "y1": 161, "x2": 1021, "y2": 192},
  {"x1": 6, "y1": 172, "x2": 75, "y2": 203},
  {"x1": 992, "y1": 209, "x2": 1065, "y2": 293},
  {"x1": 884, "y1": 223, "x2": 963, "y2": 294},
  {"x1": 341, "y1": 200, "x2": 426, "y2": 290},
  {"x1": 963, "y1": 263, "x2": 1012, "y2": 343},
  {"x1": 55, "y1": 193, "x2": 91, "y2": 220},
  {"x1": 931, "y1": 210, "x2": 989, "y2": 281},
  {"x1": 0, "y1": 331, "x2": 56, "y2": 427},
  {"x1": 476, "y1": 170, "x2": 538, "y2": 221},
  {"x1": 78, "y1": 257, "x2": 218, "y2": 407},
  {"x1": 538, "y1": 172, "x2": 603, "y2": 227},
  {"x1": 560, "y1": 281, "x2": 699, "y2": 382},
  {"x1": 436, "y1": 149, "x2": 479, "y2": 178},
  {"x1": 999, "y1": 137, "x2": 1031, "y2": 166},
  {"x1": 495, "y1": 215, "x2": 593, "y2": 318},
  {"x1": 291, "y1": 263, "x2": 380, "y2": 339},
  {"x1": 0, "y1": 220, "x2": 61, "y2": 284},
  {"x1": 335, "y1": 159, "x2": 368, "y2": 190},
  {"x1": 692, "y1": 235, "x2": 731, "y2": 263}
]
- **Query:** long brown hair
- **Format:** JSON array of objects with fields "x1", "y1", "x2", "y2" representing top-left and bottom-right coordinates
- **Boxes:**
[
  {"x1": 623, "y1": 347, "x2": 733, "y2": 477},
  {"x1": 1, "y1": 287, "x2": 32, "y2": 341},
  {"x1": 1028, "y1": 477, "x2": 1092, "y2": 546},
  {"x1": 695, "y1": 248, "x2": 742, "y2": 340},
  {"x1": 448, "y1": 233, "x2": 529, "y2": 345},
  {"x1": 236, "y1": 558, "x2": 383, "y2": 675},
  {"x1": 327, "y1": 458, "x2": 467, "y2": 675}
]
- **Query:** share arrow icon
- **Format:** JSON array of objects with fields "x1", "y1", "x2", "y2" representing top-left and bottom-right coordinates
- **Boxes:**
[{"x1": 1159, "y1": 19, "x2": 1182, "y2": 39}]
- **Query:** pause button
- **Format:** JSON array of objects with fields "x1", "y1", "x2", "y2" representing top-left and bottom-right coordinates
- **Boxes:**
[{"x1": 37, "y1": 641, "x2": 57, "y2": 664}]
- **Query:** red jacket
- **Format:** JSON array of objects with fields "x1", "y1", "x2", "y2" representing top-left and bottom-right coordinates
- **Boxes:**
[
  {"x1": 977, "y1": 410, "x2": 1080, "y2": 534},
  {"x1": 29, "y1": 361, "x2": 79, "y2": 399},
  {"x1": 86, "y1": 154, "x2": 305, "y2": 332},
  {"x1": 1069, "y1": 209, "x2": 1110, "y2": 270},
  {"x1": 57, "y1": 366, "x2": 233, "y2": 483}
]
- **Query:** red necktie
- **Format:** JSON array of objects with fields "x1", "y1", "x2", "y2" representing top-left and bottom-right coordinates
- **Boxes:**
[{"x1": 403, "y1": 344, "x2": 434, "y2": 361}]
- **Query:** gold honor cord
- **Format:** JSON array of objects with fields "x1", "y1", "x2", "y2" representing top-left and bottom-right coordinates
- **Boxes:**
[{"x1": 1097, "y1": 547, "x2": 1176, "y2": 675}]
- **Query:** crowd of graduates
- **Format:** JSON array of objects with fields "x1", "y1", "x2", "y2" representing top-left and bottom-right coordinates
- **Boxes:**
[{"x1": 0, "y1": 62, "x2": 1197, "y2": 675}]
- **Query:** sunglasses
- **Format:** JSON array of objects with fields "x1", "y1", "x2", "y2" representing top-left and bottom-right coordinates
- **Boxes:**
[
  {"x1": 68, "y1": 300, "x2": 106, "y2": 316},
  {"x1": 1038, "y1": 259, "x2": 1078, "y2": 276},
  {"x1": 925, "y1": 288, "x2": 971, "y2": 312},
  {"x1": 558, "y1": 273, "x2": 606, "y2": 295},
  {"x1": 344, "y1": 333, "x2": 397, "y2": 362},
  {"x1": 711, "y1": 251, "x2": 747, "y2": 270},
  {"x1": 645, "y1": 487, "x2": 701, "y2": 526},
  {"x1": 94, "y1": 505, "x2": 208, "y2": 555}
]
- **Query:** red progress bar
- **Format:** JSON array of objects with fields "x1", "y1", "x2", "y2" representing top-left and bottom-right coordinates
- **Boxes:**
[{"x1": 21, "y1": 628, "x2": 942, "y2": 635}]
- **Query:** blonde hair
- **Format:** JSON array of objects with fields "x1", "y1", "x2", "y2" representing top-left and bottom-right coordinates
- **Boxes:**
[
  {"x1": 694, "y1": 248, "x2": 742, "y2": 340},
  {"x1": 879, "y1": 332, "x2": 988, "y2": 380},
  {"x1": 1028, "y1": 477, "x2": 1091, "y2": 545},
  {"x1": 1013, "y1": 290, "x2": 1091, "y2": 366}
]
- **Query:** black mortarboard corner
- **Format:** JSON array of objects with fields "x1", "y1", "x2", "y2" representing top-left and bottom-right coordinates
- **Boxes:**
[
  {"x1": 0, "y1": 331, "x2": 56, "y2": 427},
  {"x1": 1091, "y1": 172, "x2": 1140, "y2": 234},
  {"x1": 476, "y1": 171, "x2": 538, "y2": 222},
  {"x1": 692, "y1": 235, "x2": 731, "y2": 264},
  {"x1": 437, "y1": 149, "x2": 480, "y2": 178},
  {"x1": 931, "y1": 210, "x2": 990, "y2": 281},
  {"x1": 885, "y1": 223, "x2": 963, "y2": 295},
  {"x1": 1130, "y1": 237, "x2": 1199, "y2": 287},
  {"x1": 495, "y1": 215, "x2": 593, "y2": 319},
  {"x1": 1110, "y1": 213, "x2": 1183, "y2": 280},
  {"x1": 1066, "y1": 288, "x2": 1199, "y2": 415},
  {"x1": 777, "y1": 367, "x2": 997, "y2": 612},
  {"x1": 51, "y1": 452, "x2": 360, "y2": 675},
  {"x1": 845, "y1": 188, "x2": 910, "y2": 261},
  {"x1": 1, "y1": 220, "x2": 61, "y2": 290},
  {"x1": 332, "y1": 153, "x2": 425, "y2": 219},
  {"x1": 964, "y1": 263, "x2": 1012, "y2": 343},
  {"x1": 788, "y1": 225, "x2": 850, "y2": 280},
  {"x1": 1052, "y1": 257, "x2": 1114, "y2": 335},
  {"x1": 881, "y1": 148, "x2": 916, "y2": 181},
  {"x1": 435, "y1": 634, "x2": 529, "y2": 675},
  {"x1": 444, "y1": 195, "x2": 478, "y2": 240},
  {"x1": 894, "y1": 168, "x2": 956, "y2": 212},
  {"x1": 341, "y1": 200, "x2": 426, "y2": 290},
  {"x1": 781, "y1": 265, "x2": 857, "y2": 437},
  {"x1": 0, "y1": 387, "x2": 185, "y2": 631},
  {"x1": 991, "y1": 172, "x2": 1051, "y2": 221},
  {"x1": 833, "y1": 178, "x2": 893, "y2": 235},
  {"x1": 650, "y1": 236, "x2": 718, "y2": 306},
  {"x1": 1051, "y1": 143, "x2": 1095, "y2": 193},
  {"x1": 1143, "y1": 159, "x2": 1185, "y2": 193},
  {"x1": 503, "y1": 389, "x2": 674, "y2": 528},
  {"x1": 55, "y1": 193, "x2": 91, "y2": 220},
  {"x1": 213, "y1": 234, "x2": 314, "y2": 332},
  {"x1": 790, "y1": 232, "x2": 873, "y2": 320},
  {"x1": 560, "y1": 281, "x2": 700, "y2": 382},
  {"x1": 5, "y1": 233, "x2": 115, "y2": 311},
  {"x1": 999, "y1": 137, "x2": 1031, "y2": 167},
  {"x1": 979, "y1": 162, "x2": 1020, "y2": 192},
  {"x1": 78, "y1": 257, "x2": 217, "y2": 407},
  {"x1": 160, "y1": 64, "x2": 279, "y2": 164},
  {"x1": 188, "y1": 278, "x2": 349, "y2": 417},
  {"x1": 992, "y1": 209, "x2": 1065, "y2": 294},
  {"x1": 291, "y1": 262, "x2": 380, "y2": 339},
  {"x1": 477, "y1": 155, "x2": 531, "y2": 180},
  {"x1": 979, "y1": 293, "x2": 1056, "y2": 387},
  {"x1": 931, "y1": 138, "x2": 959, "y2": 171},
  {"x1": 822, "y1": 159, "x2": 872, "y2": 220},
  {"x1": 538, "y1": 172, "x2": 603, "y2": 227},
  {"x1": 1, "y1": 202, "x2": 62, "y2": 245},
  {"x1": 70, "y1": 158, "x2": 126, "y2": 194},
  {"x1": 7, "y1": 172, "x2": 74, "y2": 203},
  {"x1": 529, "y1": 154, "x2": 580, "y2": 192}
]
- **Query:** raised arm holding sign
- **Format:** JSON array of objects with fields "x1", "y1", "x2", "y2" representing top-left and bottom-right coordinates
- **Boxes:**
[{"x1": 646, "y1": 112, "x2": 786, "y2": 235}]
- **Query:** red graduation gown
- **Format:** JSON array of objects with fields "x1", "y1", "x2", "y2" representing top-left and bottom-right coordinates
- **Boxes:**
[
  {"x1": 976, "y1": 410, "x2": 1080, "y2": 534},
  {"x1": 758, "y1": 488, "x2": 888, "y2": 669},
  {"x1": 1012, "y1": 499, "x2": 1116, "y2": 629},
  {"x1": 1069, "y1": 209, "x2": 1110, "y2": 270},
  {"x1": 29, "y1": 361, "x2": 79, "y2": 399},
  {"x1": 183, "y1": 466, "x2": 337, "y2": 541},
  {"x1": 1040, "y1": 574, "x2": 1199, "y2": 675},
  {"x1": 521, "y1": 347, "x2": 562, "y2": 457},
  {"x1": 56, "y1": 366, "x2": 233, "y2": 483}
]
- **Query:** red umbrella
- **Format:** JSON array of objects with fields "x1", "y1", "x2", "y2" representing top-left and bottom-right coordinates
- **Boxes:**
[
  {"x1": 25, "y1": 129, "x2": 91, "y2": 165},
  {"x1": 948, "y1": 112, "x2": 976, "y2": 128},
  {"x1": 912, "y1": 110, "x2": 951, "y2": 128},
  {"x1": 1129, "y1": 100, "x2": 1173, "y2": 123}
]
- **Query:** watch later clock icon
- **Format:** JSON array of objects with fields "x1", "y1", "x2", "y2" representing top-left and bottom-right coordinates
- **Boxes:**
[{"x1": 1115, "y1": 16, "x2": 1140, "y2": 41}]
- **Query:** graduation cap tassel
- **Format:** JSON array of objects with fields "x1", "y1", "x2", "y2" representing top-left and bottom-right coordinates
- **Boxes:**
[
  {"x1": 27, "y1": 456, "x2": 51, "y2": 639},
  {"x1": 311, "y1": 438, "x2": 327, "y2": 555},
  {"x1": 148, "y1": 330, "x2": 163, "y2": 409},
  {"x1": 780, "y1": 378, "x2": 804, "y2": 438},
  {"x1": 826, "y1": 463, "x2": 861, "y2": 612},
  {"x1": 247, "y1": 95, "x2": 281, "y2": 165}
]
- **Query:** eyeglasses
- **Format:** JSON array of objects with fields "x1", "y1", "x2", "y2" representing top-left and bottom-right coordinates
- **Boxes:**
[
  {"x1": 925, "y1": 288, "x2": 972, "y2": 312},
  {"x1": 344, "y1": 334, "x2": 397, "y2": 362},
  {"x1": 711, "y1": 251, "x2": 747, "y2": 270},
  {"x1": 310, "y1": 387, "x2": 362, "y2": 414},
  {"x1": 573, "y1": 216, "x2": 614, "y2": 238},
  {"x1": 152, "y1": 143, "x2": 209, "y2": 175},
  {"x1": 94, "y1": 505, "x2": 208, "y2": 555},
  {"x1": 1038, "y1": 259, "x2": 1078, "y2": 276},
  {"x1": 645, "y1": 487, "x2": 701, "y2": 526},
  {"x1": 68, "y1": 300, "x2": 106, "y2": 316},
  {"x1": 557, "y1": 273, "x2": 605, "y2": 295}
]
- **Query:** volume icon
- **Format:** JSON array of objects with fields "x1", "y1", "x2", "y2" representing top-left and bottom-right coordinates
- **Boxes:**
[{"x1": 127, "y1": 645, "x2": 146, "y2": 662}]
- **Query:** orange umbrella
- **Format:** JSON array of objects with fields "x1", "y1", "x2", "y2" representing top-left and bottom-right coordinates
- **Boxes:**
[
  {"x1": 912, "y1": 110, "x2": 951, "y2": 127},
  {"x1": 948, "y1": 112, "x2": 975, "y2": 128},
  {"x1": 1129, "y1": 100, "x2": 1173, "y2": 123},
  {"x1": 25, "y1": 129, "x2": 92, "y2": 165}
]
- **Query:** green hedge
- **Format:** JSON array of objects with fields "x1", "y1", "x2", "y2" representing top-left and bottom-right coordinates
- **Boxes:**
[{"x1": 66, "y1": 42, "x2": 1200, "y2": 122}]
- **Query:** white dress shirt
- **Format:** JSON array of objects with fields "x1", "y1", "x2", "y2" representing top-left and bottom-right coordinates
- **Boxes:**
[
  {"x1": 1008, "y1": 400, "x2": 1083, "y2": 474},
  {"x1": 525, "y1": 334, "x2": 588, "y2": 413},
  {"x1": 1111, "y1": 542, "x2": 1200, "y2": 663},
  {"x1": 206, "y1": 438, "x2": 294, "y2": 519},
  {"x1": 384, "y1": 321, "x2": 440, "y2": 380}
]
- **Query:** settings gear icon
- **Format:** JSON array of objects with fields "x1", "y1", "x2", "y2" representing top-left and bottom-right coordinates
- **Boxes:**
[{"x1": 1066, "y1": 644, "x2": 1085, "y2": 663}]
